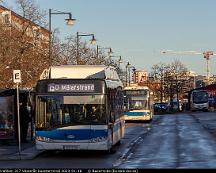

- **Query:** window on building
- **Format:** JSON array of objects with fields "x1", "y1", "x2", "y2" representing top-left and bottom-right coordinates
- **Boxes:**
[
  {"x1": 2, "y1": 12, "x2": 11, "y2": 25},
  {"x1": 33, "y1": 27, "x2": 41, "y2": 40}
]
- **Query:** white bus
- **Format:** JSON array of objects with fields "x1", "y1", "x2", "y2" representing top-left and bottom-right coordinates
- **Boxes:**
[
  {"x1": 190, "y1": 89, "x2": 209, "y2": 112},
  {"x1": 35, "y1": 65, "x2": 125, "y2": 151},
  {"x1": 123, "y1": 85, "x2": 154, "y2": 121}
]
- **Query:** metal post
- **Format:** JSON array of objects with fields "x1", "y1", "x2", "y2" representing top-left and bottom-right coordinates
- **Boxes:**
[
  {"x1": 96, "y1": 45, "x2": 99, "y2": 59},
  {"x1": 206, "y1": 57, "x2": 210, "y2": 84},
  {"x1": 128, "y1": 68, "x2": 131, "y2": 86},
  {"x1": 160, "y1": 77, "x2": 163, "y2": 104},
  {"x1": 160, "y1": 70, "x2": 163, "y2": 104},
  {"x1": 76, "y1": 32, "x2": 79, "y2": 64},
  {"x1": 16, "y1": 83, "x2": 21, "y2": 159},
  {"x1": 193, "y1": 75, "x2": 196, "y2": 89},
  {"x1": 49, "y1": 9, "x2": 52, "y2": 66},
  {"x1": 125, "y1": 65, "x2": 128, "y2": 86}
]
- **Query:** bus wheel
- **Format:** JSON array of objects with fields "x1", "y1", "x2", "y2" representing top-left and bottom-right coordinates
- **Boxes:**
[
  {"x1": 45, "y1": 150, "x2": 57, "y2": 155},
  {"x1": 115, "y1": 140, "x2": 121, "y2": 146},
  {"x1": 105, "y1": 147, "x2": 116, "y2": 154},
  {"x1": 146, "y1": 119, "x2": 152, "y2": 123}
]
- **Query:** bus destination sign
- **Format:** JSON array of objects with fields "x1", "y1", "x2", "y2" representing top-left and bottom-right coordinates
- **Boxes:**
[{"x1": 48, "y1": 84, "x2": 95, "y2": 92}]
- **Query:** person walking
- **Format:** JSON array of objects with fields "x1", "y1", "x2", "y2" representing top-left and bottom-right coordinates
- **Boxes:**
[{"x1": 20, "y1": 103, "x2": 31, "y2": 143}]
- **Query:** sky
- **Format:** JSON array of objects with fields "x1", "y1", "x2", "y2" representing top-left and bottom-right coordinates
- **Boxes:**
[{"x1": 4, "y1": 0, "x2": 216, "y2": 76}]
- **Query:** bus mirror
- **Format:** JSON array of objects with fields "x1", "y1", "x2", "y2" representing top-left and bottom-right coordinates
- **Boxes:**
[{"x1": 108, "y1": 123, "x2": 113, "y2": 129}]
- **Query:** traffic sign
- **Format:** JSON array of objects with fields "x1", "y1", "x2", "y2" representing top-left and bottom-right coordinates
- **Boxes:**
[{"x1": 13, "y1": 70, "x2": 21, "y2": 83}]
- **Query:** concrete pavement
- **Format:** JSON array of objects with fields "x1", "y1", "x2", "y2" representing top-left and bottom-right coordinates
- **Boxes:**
[{"x1": 0, "y1": 139, "x2": 43, "y2": 161}]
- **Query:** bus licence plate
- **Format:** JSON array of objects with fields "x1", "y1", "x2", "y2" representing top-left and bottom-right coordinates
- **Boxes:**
[{"x1": 63, "y1": 145, "x2": 79, "y2": 150}]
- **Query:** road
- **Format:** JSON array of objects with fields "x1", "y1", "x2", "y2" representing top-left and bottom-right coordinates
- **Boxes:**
[
  {"x1": 0, "y1": 112, "x2": 216, "y2": 169},
  {"x1": 118, "y1": 112, "x2": 216, "y2": 169}
]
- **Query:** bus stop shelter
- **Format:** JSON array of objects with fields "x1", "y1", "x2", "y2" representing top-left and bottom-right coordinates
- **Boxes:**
[{"x1": 0, "y1": 89, "x2": 33, "y2": 143}]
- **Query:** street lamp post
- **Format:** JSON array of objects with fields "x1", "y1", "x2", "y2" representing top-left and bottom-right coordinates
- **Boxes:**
[
  {"x1": 108, "y1": 55, "x2": 122, "y2": 67},
  {"x1": 49, "y1": 9, "x2": 76, "y2": 65},
  {"x1": 96, "y1": 45, "x2": 113, "y2": 59},
  {"x1": 111, "y1": 57, "x2": 130, "y2": 86},
  {"x1": 76, "y1": 32, "x2": 96, "y2": 64},
  {"x1": 160, "y1": 74, "x2": 163, "y2": 104},
  {"x1": 125, "y1": 62, "x2": 131, "y2": 86},
  {"x1": 128, "y1": 66, "x2": 136, "y2": 86},
  {"x1": 49, "y1": 9, "x2": 76, "y2": 66}
]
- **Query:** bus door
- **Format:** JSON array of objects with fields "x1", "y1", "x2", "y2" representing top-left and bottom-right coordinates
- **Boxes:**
[{"x1": 87, "y1": 104, "x2": 108, "y2": 150}]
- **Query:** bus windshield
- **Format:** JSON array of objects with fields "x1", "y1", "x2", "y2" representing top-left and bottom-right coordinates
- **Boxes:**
[
  {"x1": 36, "y1": 95, "x2": 106, "y2": 129},
  {"x1": 130, "y1": 100, "x2": 148, "y2": 110},
  {"x1": 193, "y1": 91, "x2": 208, "y2": 104},
  {"x1": 124, "y1": 89, "x2": 149, "y2": 110}
]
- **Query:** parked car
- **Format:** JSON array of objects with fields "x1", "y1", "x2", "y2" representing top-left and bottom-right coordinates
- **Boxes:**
[
  {"x1": 153, "y1": 103, "x2": 168, "y2": 113},
  {"x1": 167, "y1": 101, "x2": 182, "y2": 112}
]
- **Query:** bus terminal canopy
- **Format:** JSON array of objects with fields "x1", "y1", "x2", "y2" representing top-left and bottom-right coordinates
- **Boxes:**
[{"x1": 191, "y1": 83, "x2": 216, "y2": 96}]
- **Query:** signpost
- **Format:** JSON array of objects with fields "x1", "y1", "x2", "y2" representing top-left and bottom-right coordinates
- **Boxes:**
[{"x1": 13, "y1": 70, "x2": 21, "y2": 159}]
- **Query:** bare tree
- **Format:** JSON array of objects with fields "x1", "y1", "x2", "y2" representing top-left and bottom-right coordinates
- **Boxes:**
[
  {"x1": 151, "y1": 63, "x2": 169, "y2": 103},
  {"x1": 16, "y1": 0, "x2": 46, "y2": 26},
  {"x1": 167, "y1": 60, "x2": 189, "y2": 111},
  {"x1": 0, "y1": 0, "x2": 5, "y2": 5},
  {"x1": 151, "y1": 60, "x2": 189, "y2": 111}
]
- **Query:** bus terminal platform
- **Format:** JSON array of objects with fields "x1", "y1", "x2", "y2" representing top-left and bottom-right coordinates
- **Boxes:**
[{"x1": 0, "y1": 139, "x2": 42, "y2": 161}]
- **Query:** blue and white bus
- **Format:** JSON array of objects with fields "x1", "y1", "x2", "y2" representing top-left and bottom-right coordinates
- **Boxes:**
[
  {"x1": 124, "y1": 85, "x2": 154, "y2": 122},
  {"x1": 190, "y1": 89, "x2": 209, "y2": 112},
  {"x1": 35, "y1": 65, "x2": 125, "y2": 151}
]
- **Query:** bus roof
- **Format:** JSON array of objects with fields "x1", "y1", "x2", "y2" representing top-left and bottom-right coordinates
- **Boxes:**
[
  {"x1": 39, "y1": 65, "x2": 123, "y2": 88},
  {"x1": 124, "y1": 85, "x2": 150, "y2": 90}
]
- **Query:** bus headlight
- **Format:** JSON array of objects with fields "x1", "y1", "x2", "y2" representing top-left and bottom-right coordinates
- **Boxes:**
[
  {"x1": 145, "y1": 112, "x2": 150, "y2": 116},
  {"x1": 36, "y1": 136, "x2": 51, "y2": 142}
]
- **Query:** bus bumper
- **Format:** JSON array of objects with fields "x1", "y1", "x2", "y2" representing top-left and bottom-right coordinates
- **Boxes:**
[
  {"x1": 124, "y1": 115, "x2": 152, "y2": 121},
  {"x1": 36, "y1": 140, "x2": 111, "y2": 151}
]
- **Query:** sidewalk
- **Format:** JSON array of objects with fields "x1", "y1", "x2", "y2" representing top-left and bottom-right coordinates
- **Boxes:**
[{"x1": 0, "y1": 139, "x2": 43, "y2": 161}]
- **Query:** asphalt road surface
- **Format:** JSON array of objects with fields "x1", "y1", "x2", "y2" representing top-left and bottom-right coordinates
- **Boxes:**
[{"x1": 118, "y1": 112, "x2": 216, "y2": 169}]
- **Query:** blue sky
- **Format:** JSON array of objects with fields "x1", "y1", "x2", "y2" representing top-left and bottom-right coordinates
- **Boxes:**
[{"x1": 5, "y1": 0, "x2": 216, "y2": 76}]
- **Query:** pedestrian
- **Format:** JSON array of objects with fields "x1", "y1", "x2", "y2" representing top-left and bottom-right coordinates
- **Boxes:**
[
  {"x1": 7, "y1": 112, "x2": 13, "y2": 129},
  {"x1": 90, "y1": 105, "x2": 101, "y2": 122},
  {"x1": 20, "y1": 103, "x2": 31, "y2": 143}
]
